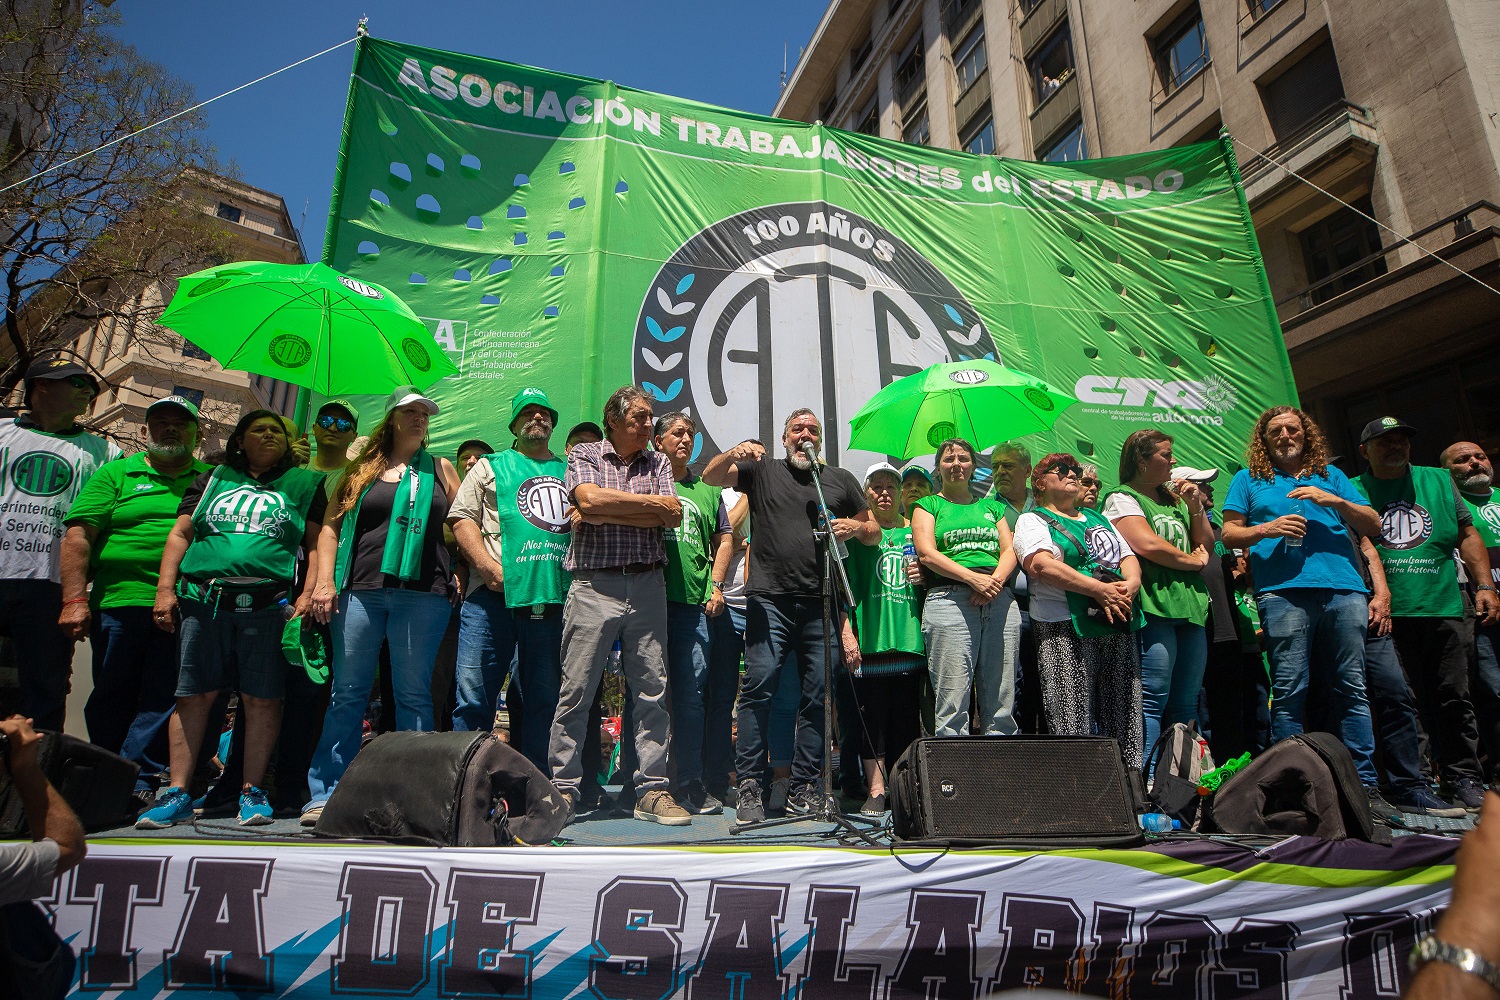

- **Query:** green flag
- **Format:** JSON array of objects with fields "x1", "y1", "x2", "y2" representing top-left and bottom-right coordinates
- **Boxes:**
[{"x1": 321, "y1": 36, "x2": 1295, "y2": 474}]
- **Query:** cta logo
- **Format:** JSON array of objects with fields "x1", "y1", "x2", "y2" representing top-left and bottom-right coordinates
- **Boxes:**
[
  {"x1": 1379, "y1": 501, "x2": 1433, "y2": 550},
  {"x1": 633, "y1": 202, "x2": 1000, "y2": 467},
  {"x1": 204, "y1": 486, "x2": 293, "y2": 538},
  {"x1": 10, "y1": 451, "x2": 73, "y2": 497},
  {"x1": 1074, "y1": 373, "x2": 1237, "y2": 426},
  {"x1": 516, "y1": 476, "x2": 569, "y2": 534}
]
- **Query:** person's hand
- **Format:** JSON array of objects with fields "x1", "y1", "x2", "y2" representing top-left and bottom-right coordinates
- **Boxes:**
[
  {"x1": 1285, "y1": 485, "x2": 1340, "y2": 507},
  {"x1": 451, "y1": 572, "x2": 464, "y2": 605},
  {"x1": 293, "y1": 590, "x2": 313, "y2": 620},
  {"x1": 310, "y1": 581, "x2": 339, "y2": 624},
  {"x1": 1173, "y1": 480, "x2": 1205, "y2": 509},
  {"x1": 904, "y1": 560, "x2": 923, "y2": 586},
  {"x1": 1186, "y1": 545, "x2": 1210, "y2": 570},
  {"x1": 705, "y1": 590, "x2": 725, "y2": 618},
  {"x1": 1261, "y1": 514, "x2": 1307, "y2": 539},
  {"x1": 0, "y1": 716, "x2": 43, "y2": 783},
  {"x1": 967, "y1": 571, "x2": 1003, "y2": 605},
  {"x1": 1095, "y1": 580, "x2": 1134, "y2": 622},
  {"x1": 1432, "y1": 791, "x2": 1500, "y2": 967},
  {"x1": 153, "y1": 588, "x2": 180, "y2": 634},
  {"x1": 58, "y1": 600, "x2": 90, "y2": 641},
  {"x1": 840, "y1": 628, "x2": 862, "y2": 676},
  {"x1": 1476, "y1": 588, "x2": 1500, "y2": 626},
  {"x1": 727, "y1": 440, "x2": 766, "y2": 464},
  {"x1": 830, "y1": 517, "x2": 862, "y2": 541},
  {"x1": 477, "y1": 562, "x2": 504, "y2": 593},
  {"x1": 1368, "y1": 593, "x2": 1392, "y2": 637},
  {"x1": 290, "y1": 434, "x2": 311, "y2": 466}
]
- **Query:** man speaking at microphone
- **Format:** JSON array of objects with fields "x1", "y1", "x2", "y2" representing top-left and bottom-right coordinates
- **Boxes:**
[{"x1": 704, "y1": 409, "x2": 878, "y2": 824}]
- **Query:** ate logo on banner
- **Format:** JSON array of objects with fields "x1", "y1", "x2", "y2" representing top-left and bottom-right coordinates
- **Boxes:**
[{"x1": 633, "y1": 202, "x2": 999, "y2": 466}]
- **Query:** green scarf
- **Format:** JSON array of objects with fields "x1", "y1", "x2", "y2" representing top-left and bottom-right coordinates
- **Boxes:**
[{"x1": 334, "y1": 450, "x2": 436, "y2": 586}]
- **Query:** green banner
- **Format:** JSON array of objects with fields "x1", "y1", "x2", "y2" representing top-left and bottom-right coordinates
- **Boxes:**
[{"x1": 321, "y1": 36, "x2": 1295, "y2": 474}]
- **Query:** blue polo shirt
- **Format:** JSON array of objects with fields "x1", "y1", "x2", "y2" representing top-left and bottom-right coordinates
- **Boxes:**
[{"x1": 1222, "y1": 466, "x2": 1370, "y2": 594}]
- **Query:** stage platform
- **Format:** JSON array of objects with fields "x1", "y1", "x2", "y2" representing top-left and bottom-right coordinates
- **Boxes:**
[{"x1": 21, "y1": 789, "x2": 1473, "y2": 998}]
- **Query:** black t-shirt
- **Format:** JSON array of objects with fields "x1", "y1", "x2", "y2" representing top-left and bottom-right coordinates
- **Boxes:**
[
  {"x1": 736, "y1": 457, "x2": 868, "y2": 597},
  {"x1": 346, "y1": 477, "x2": 452, "y2": 594}
]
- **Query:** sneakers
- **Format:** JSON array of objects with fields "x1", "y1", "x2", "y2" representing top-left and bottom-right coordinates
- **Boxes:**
[
  {"x1": 300, "y1": 805, "x2": 324, "y2": 827},
  {"x1": 1364, "y1": 786, "x2": 1404, "y2": 827},
  {"x1": 1388, "y1": 785, "x2": 1467, "y2": 819},
  {"x1": 859, "y1": 793, "x2": 888, "y2": 816},
  {"x1": 238, "y1": 786, "x2": 273, "y2": 826},
  {"x1": 786, "y1": 785, "x2": 821, "y2": 816},
  {"x1": 767, "y1": 776, "x2": 791, "y2": 815},
  {"x1": 735, "y1": 779, "x2": 765, "y2": 825},
  {"x1": 680, "y1": 783, "x2": 723, "y2": 816},
  {"x1": 136, "y1": 787, "x2": 194, "y2": 830},
  {"x1": 634, "y1": 789, "x2": 692, "y2": 826},
  {"x1": 1449, "y1": 778, "x2": 1488, "y2": 812}
]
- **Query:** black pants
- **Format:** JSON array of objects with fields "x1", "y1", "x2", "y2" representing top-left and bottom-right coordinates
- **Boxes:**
[
  {"x1": 853, "y1": 670, "x2": 923, "y2": 773},
  {"x1": 1201, "y1": 639, "x2": 1270, "y2": 762},
  {"x1": 1390, "y1": 616, "x2": 1484, "y2": 784}
]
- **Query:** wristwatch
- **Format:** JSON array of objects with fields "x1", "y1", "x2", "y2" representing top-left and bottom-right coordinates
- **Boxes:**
[
  {"x1": 711, "y1": 580, "x2": 724, "y2": 590},
  {"x1": 1409, "y1": 934, "x2": 1500, "y2": 991},
  {"x1": 1478, "y1": 584, "x2": 1499, "y2": 594}
]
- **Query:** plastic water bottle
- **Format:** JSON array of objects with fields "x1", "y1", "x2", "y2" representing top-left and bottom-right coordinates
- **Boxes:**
[
  {"x1": 278, "y1": 598, "x2": 296, "y2": 621},
  {"x1": 902, "y1": 542, "x2": 918, "y2": 573},
  {"x1": 1139, "y1": 813, "x2": 1180, "y2": 833},
  {"x1": 1287, "y1": 500, "x2": 1305, "y2": 548},
  {"x1": 607, "y1": 639, "x2": 623, "y2": 676}
]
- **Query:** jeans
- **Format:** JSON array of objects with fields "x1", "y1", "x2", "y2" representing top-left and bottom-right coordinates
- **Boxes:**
[
  {"x1": 452, "y1": 587, "x2": 518, "y2": 733},
  {"x1": 921, "y1": 585, "x2": 1018, "y2": 737},
  {"x1": 1257, "y1": 588, "x2": 1378, "y2": 785},
  {"x1": 1390, "y1": 615, "x2": 1484, "y2": 785},
  {"x1": 0, "y1": 580, "x2": 73, "y2": 731},
  {"x1": 512, "y1": 604, "x2": 563, "y2": 774},
  {"x1": 767, "y1": 648, "x2": 801, "y2": 768},
  {"x1": 666, "y1": 602, "x2": 711, "y2": 789},
  {"x1": 1358, "y1": 633, "x2": 1428, "y2": 794},
  {"x1": 735, "y1": 594, "x2": 828, "y2": 792},
  {"x1": 1138, "y1": 615, "x2": 1208, "y2": 758},
  {"x1": 704, "y1": 605, "x2": 744, "y2": 794},
  {"x1": 305, "y1": 588, "x2": 453, "y2": 807},
  {"x1": 1474, "y1": 620, "x2": 1500, "y2": 781},
  {"x1": 85, "y1": 606, "x2": 177, "y2": 787}
]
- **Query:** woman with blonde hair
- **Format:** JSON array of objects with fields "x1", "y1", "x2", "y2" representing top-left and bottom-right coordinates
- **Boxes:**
[{"x1": 301, "y1": 387, "x2": 461, "y2": 825}]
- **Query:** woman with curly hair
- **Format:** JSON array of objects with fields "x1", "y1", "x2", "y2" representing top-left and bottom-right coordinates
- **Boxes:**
[{"x1": 1220, "y1": 406, "x2": 1385, "y2": 796}]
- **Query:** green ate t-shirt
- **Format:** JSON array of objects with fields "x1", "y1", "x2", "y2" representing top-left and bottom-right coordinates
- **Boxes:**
[
  {"x1": 1461, "y1": 487, "x2": 1500, "y2": 590},
  {"x1": 488, "y1": 450, "x2": 571, "y2": 608},
  {"x1": 1356, "y1": 466, "x2": 1463, "y2": 618},
  {"x1": 845, "y1": 525, "x2": 924, "y2": 656},
  {"x1": 913, "y1": 494, "x2": 1007, "y2": 569},
  {"x1": 64, "y1": 453, "x2": 211, "y2": 608},
  {"x1": 664, "y1": 475, "x2": 726, "y2": 605}
]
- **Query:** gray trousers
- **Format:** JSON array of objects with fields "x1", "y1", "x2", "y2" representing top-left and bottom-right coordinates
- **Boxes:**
[
  {"x1": 921, "y1": 584, "x2": 1020, "y2": 737},
  {"x1": 550, "y1": 568, "x2": 671, "y2": 799}
]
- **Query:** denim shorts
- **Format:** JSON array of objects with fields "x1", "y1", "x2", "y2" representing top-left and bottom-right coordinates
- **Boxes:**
[{"x1": 175, "y1": 598, "x2": 290, "y2": 699}]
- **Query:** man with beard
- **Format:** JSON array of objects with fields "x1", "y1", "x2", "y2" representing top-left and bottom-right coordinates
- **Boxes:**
[
  {"x1": 1221, "y1": 406, "x2": 1392, "y2": 815},
  {"x1": 703, "y1": 409, "x2": 878, "y2": 824},
  {"x1": 448, "y1": 388, "x2": 569, "y2": 771},
  {"x1": 2, "y1": 357, "x2": 120, "y2": 729},
  {"x1": 1442, "y1": 440, "x2": 1500, "y2": 785},
  {"x1": 60, "y1": 395, "x2": 209, "y2": 793}
]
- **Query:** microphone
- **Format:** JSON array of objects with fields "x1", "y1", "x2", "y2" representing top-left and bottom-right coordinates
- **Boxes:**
[{"x1": 800, "y1": 441, "x2": 818, "y2": 462}]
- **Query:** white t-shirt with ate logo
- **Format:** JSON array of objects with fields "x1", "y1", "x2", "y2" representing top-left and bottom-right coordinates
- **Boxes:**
[
  {"x1": 0, "y1": 418, "x2": 120, "y2": 582},
  {"x1": 1012, "y1": 509, "x2": 1134, "y2": 623}
]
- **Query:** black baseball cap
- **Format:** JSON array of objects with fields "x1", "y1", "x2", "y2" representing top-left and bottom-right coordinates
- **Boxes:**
[
  {"x1": 1359, "y1": 416, "x2": 1416, "y2": 444},
  {"x1": 23, "y1": 356, "x2": 98, "y2": 406}
]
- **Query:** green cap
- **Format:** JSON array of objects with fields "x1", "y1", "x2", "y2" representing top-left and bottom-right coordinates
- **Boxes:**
[
  {"x1": 509, "y1": 387, "x2": 559, "y2": 431},
  {"x1": 282, "y1": 616, "x2": 329, "y2": 684},
  {"x1": 146, "y1": 394, "x2": 201, "y2": 422}
]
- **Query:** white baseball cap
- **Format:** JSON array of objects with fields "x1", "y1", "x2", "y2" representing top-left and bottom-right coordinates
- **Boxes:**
[
  {"x1": 384, "y1": 385, "x2": 440, "y2": 415},
  {"x1": 865, "y1": 461, "x2": 902, "y2": 485},
  {"x1": 1171, "y1": 465, "x2": 1218, "y2": 483}
]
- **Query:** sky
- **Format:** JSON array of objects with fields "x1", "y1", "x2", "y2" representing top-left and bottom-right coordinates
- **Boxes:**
[{"x1": 112, "y1": 1, "x2": 829, "y2": 260}]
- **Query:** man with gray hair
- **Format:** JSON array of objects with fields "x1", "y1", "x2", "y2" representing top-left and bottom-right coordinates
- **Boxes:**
[
  {"x1": 551, "y1": 385, "x2": 689, "y2": 826},
  {"x1": 703, "y1": 408, "x2": 878, "y2": 824}
]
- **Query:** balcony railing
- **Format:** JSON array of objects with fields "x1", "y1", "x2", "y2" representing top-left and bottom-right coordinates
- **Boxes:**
[
  {"x1": 1029, "y1": 70, "x2": 1080, "y2": 148},
  {"x1": 1240, "y1": 100, "x2": 1377, "y2": 202},
  {"x1": 1019, "y1": 0, "x2": 1068, "y2": 56},
  {"x1": 954, "y1": 69, "x2": 992, "y2": 135}
]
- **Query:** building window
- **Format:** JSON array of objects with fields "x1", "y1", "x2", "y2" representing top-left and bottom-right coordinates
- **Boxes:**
[
  {"x1": 170, "y1": 386, "x2": 205, "y2": 408},
  {"x1": 1300, "y1": 197, "x2": 1387, "y2": 305},
  {"x1": 894, "y1": 35, "x2": 925, "y2": 106},
  {"x1": 1027, "y1": 25, "x2": 1074, "y2": 106},
  {"x1": 903, "y1": 104, "x2": 931, "y2": 146},
  {"x1": 215, "y1": 202, "x2": 241, "y2": 223},
  {"x1": 1018, "y1": 0, "x2": 1045, "y2": 13},
  {"x1": 181, "y1": 338, "x2": 211, "y2": 361},
  {"x1": 1248, "y1": 0, "x2": 1285, "y2": 16},
  {"x1": 1154, "y1": 6, "x2": 1209, "y2": 95},
  {"x1": 960, "y1": 113, "x2": 995, "y2": 156},
  {"x1": 954, "y1": 26, "x2": 987, "y2": 94},
  {"x1": 818, "y1": 93, "x2": 838, "y2": 123},
  {"x1": 850, "y1": 36, "x2": 873, "y2": 74},
  {"x1": 1261, "y1": 40, "x2": 1346, "y2": 142},
  {"x1": 1039, "y1": 120, "x2": 1087, "y2": 162}
]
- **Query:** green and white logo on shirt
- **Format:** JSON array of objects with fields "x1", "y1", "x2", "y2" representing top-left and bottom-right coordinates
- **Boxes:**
[
  {"x1": 516, "y1": 475, "x2": 569, "y2": 533},
  {"x1": 10, "y1": 451, "x2": 73, "y2": 497},
  {"x1": 1379, "y1": 501, "x2": 1433, "y2": 550},
  {"x1": 1152, "y1": 512, "x2": 1188, "y2": 549},
  {"x1": 202, "y1": 485, "x2": 296, "y2": 539}
]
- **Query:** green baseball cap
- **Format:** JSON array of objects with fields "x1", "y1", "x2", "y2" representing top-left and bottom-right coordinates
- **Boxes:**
[
  {"x1": 509, "y1": 387, "x2": 559, "y2": 431},
  {"x1": 146, "y1": 394, "x2": 201, "y2": 422}
]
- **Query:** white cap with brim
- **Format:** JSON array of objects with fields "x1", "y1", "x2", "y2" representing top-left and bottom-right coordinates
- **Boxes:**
[
  {"x1": 865, "y1": 461, "x2": 902, "y2": 484},
  {"x1": 1170, "y1": 465, "x2": 1218, "y2": 483},
  {"x1": 385, "y1": 386, "x2": 439, "y2": 415}
]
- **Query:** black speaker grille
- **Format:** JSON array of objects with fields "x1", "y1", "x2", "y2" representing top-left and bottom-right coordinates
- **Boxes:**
[{"x1": 911, "y1": 736, "x2": 1138, "y2": 842}]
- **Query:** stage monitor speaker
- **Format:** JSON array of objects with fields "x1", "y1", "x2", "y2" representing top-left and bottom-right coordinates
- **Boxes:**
[
  {"x1": 889, "y1": 735, "x2": 1143, "y2": 848},
  {"x1": 0, "y1": 731, "x2": 140, "y2": 835}
]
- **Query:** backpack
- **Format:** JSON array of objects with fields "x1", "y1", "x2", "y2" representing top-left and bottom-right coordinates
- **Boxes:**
[
  {"x1": 1147, "y1": 722, "x2": 1215, "y2": 829},
  {"x1": 1204, "y1": 732, "x2": 1383, "y2": 843}
]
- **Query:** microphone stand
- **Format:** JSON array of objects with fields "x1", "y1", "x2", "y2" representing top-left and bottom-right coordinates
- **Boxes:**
[{"x1": 731, "y1": 445, "x2": 883, "y2": 843}]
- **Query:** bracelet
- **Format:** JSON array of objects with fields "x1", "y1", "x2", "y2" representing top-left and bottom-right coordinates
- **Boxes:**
[
  {"x1": 1479, "y1": 584, "x2": 1499, "y2": 594},
  {"x1": 1410, "y1": 935, "x2": 1500, "y2": 991},
  {"x1": 61, "y1": 597, "x2": 89, "y2": 607}
]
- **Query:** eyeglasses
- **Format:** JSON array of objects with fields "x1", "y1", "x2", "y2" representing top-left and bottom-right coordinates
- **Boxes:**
[
  {"x1": 317, "y1": 414, "x2": 356, "y2": 433},
  {"x1": 1079, "y1": 477, "x2": 1101, "y2": 488},
  {"x1": 1045, "y1": 463, "x2": 1082, "y2": 480},
  {"x1": 64, "y1": 375, "x2": 96, "y2": 393}
]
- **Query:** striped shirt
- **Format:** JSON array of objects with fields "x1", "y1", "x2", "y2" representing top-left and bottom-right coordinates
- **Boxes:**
[{"x1": 563, "y1": 439, "x2": 674, "y2": 571}]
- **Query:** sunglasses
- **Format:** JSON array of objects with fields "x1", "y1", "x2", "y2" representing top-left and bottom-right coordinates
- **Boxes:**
[
  {"x1": 317, "y1": 414, "x2": 356, "y2": 433},
  {"x1": 1045, "y1": 463, "x2": 1082, "y2": 480},
  {"x1": 1079, "y1": 477, "x2": 1100, "y2": 488},
  {"x1": 63, "y1": 375, "x2": 97, "y2": 393}
]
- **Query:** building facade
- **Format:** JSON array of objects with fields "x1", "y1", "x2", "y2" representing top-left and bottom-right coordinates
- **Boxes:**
[{"x1": 775, "y1": 0, "x2": 1500, "y2": 465}]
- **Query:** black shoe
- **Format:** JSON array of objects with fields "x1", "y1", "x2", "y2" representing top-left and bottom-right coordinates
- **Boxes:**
[
  {"x1": 1364, "y1": 786, "x2": 1404, "y2": 827},
  {"x1": 680, "y1": 783, "x2": 723, "y2": 816},
  {"x1": 786, "y1": 785, "x2": 821, "y2": 816},
  {"x1": 1387, "y1": 785, "x2": 1467, "y2": 818},
  {"x1": 1449, "y1": 778, "x2": 1487, "y2": 812},
  {"x1": 735, "y1": 779, "x2": 765, "y2": 825}
]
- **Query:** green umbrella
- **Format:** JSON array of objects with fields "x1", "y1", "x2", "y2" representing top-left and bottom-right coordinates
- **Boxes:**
[
  {"x1": 848, "y1": 359, "x2": 1076, "y2": 460},
  {"x1": 157, "y1": 261, "x2": 456, "y2": 397}
]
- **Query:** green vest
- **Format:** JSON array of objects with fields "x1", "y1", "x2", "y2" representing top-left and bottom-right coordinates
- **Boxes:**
[
  {"x1": 1038, "y1": 507, "x2": 1145, "y2": 638},
  {"x1": 1461, "y1": 487, "x2": 1500, "y2": 590},
  {"x1": 1102, "y1": 485, "x2": 1209, "y2": 626},
  {"x1": 487, "y1": 450, "x2": 571, "y2": 607},
  {"x1": 664, "y1": 475, "x2": 722, "y2": 605},
  {"x1": 179, "y1": 465, "x2": 324, "y2": 586},
  {"x1": 845, "y1": 525, "x2": 924, "y2": 657},
  {"x1": 1356, "y1": 466, "x2": 1463, "y2": 618}
]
